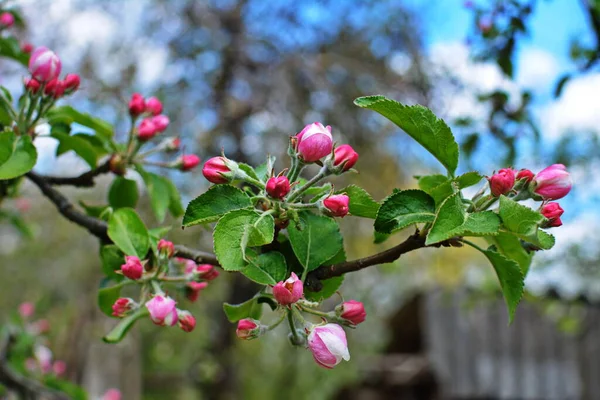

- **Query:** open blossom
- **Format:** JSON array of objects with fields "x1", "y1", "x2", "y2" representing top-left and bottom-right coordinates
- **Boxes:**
[
  {"x1": 533, "y1": 164, "x2": 572, "y2": 200},
  {"x1": 488, "y1": 168, "x2": 515, "y2": 197},
  {"x1": 333, "y1": 144, "x2": 359, "y2": 171},
  {"x1": 29, "y1": 47, "x2": 61, "y2": 82},
  {"x1": 337, "y1": 300, "x2": 366, "y2": 325},
  {"x1": 146, "y1": 295, "x2": 178, "y2": 326},
  {"x1": 273, "y1": 272, "x2": 303, "y2": 305},
  {"x1": 307, "y1": 324, "x2": 350, "y2": 369},
  {"x1": 295, "y1": 122, "x2": 333, "y2": 162},
  {"x1": 236, "y1": 319, "x2": 261, "y2": 340},
  {"x1": 266, "y1": 176, "x2": 291, "y2": 199},
  {"x1": 121, "y1": 256, "x2": 143, "y2": 280},
  {"x1": 323, "y1": 194, "x2": 350, "y2": 217}
]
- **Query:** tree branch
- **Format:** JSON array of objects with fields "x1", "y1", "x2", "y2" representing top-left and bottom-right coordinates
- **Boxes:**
[
  {"x1": 40, "y1": 160, "x2": 111, "y2": 187},
  {"x1": 174, "y1": 245, "x2": 219, "y2": 266}
]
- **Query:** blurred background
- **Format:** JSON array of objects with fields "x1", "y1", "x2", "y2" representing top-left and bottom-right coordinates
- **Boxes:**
[{"x1": 1, "y1": 0, "x2": 599, "y2": 399}]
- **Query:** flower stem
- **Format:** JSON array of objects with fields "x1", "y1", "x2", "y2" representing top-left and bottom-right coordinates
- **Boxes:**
[
  {"x1": 287, "y1": 309, "x2": 302, "y2": 345},
  {"x1": 267, "y1": 311, "x2": 287, "y2": 331},
  {"x1": 287, "y1": 165, "x2": 328, "y2": 203}
]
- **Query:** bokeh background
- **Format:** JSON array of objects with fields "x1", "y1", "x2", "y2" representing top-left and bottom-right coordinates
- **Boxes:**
[{"x1": 1, "y1": 0, "x2": 599, "y2": 399}]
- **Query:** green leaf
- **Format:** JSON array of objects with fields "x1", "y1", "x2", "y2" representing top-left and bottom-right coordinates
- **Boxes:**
[
  {"x1": 0, "y1": 134, "x2": 37, "y2": 179},
  {"x1": 354, "y1": 95, "x2": 459, "y2": 174},
  {"x1": 305, "y1": 277, "x2": 344, "y2": 302},
  {"x1": 108, "y1": 177, "x2": 139, "y2": 209},
  {"x1": 214, "y1": 209, "x2": 274, "y2": 271},
  {"x1": 288, "y1": 212, "x2": 343, "y2": 272},
  {"x1": 51, "y1": 131, "x2": 98, "y2": 168},
  {"x1": 373, "y1": 231, "x2": 391, "y2": 244},
  {"x1": 136, "y1": 167, "x2": 170, "y2": 222},
  {"x1": 0, "y1": 130, "x2": 15, "y2": 167},
  {"x1": 486, "y1": 232, "x2": 533, "y2": 275},
  {"x1": 0, "y1": 37, "x2": 28, "y2": 66},
  {"x1": 305, "y1": 183, "x2": 333, "y2": 200},
  {"x1": 337, "y1": 185, "x2": 379, "y2": 218},
  {"x1": 223, "y1": 298, "x2": 263, "y2": 323},
  {"x1": 165, "y1": 178, "x2": 184, "y2": 218},
  {"x1": 100, "y1": 245, "x2": 125, "y2": 281},
  {"x1": 98, "y1": 283, "x2": 123, "y2": 317},
  {"x1": 183, "y1": 185, "x2": 252, "y2": 227},
  {"x1": 79, "y1": 201, "x2": 111, "y2": 220},
  {"x1": 418, "y1": 172, "x2": 483, "y2": 207},
  {"x1": 238, "y1": 163, "x2": 261, "y2": 182},
  {"x1": 536, "y1": 230, "x2": 555, "y2": 250},
  {"x1": 417, "y1": 174, "x2": 448, "y2": 192},
  {"x1": 456, "y1": 171, "x2": 484, "y2": 188},
  {"x1": 374, "y1": 189, "x2": 435, "y2": 234},
  {"x1": 498, "y1": 195, "x2": 551, "y2": 248},
  {"x1": 149, "y1": 226, "x2": 172, "y2": 240},
  {"x1": 426, "y1": 193, "x2": 500, "y2": 245},
  {"x1": 103, "y1": 308, "x2": 149, "y2": 344},
  {"x1": 47, "y1": 106, "x2": 114, "y2": 140},
  {"x1": 480, "y1": 245, "x2": 524, "y2": 323},
  {"x1": 107, "y1": 208, "x2": 150, "y2": 258},
  {"x1": 242, "y1": 251, "x2": 288, "y2": 285}
]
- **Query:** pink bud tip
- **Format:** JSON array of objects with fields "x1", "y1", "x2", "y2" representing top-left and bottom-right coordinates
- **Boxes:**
[
  {"x1": 157, "y1": 239, "x2": 175, "y2": 258},
  {"x1": 0, "y1": 12, "x2": 15, "y2": 27},
  {"x1": 333, "y1": 144, "x2": 359, "y2": 171},
  {"x1": 266, "y1": 176, "x2": 291, "y2": 199},
  {"x1": 112, "y1": 298, "x2": 136, "y2": 318},
  {"x1": 516, "y1": 168, "x2": 534, "y2": 183},
  {"x1": 177, "y1": 310, "x2": 196, "y2": 332},
  {"x1": 236, "y1": 318, "x2": 262, "y2": 340},
  {"x1": 145, "y1": 97, "x2": 163, "y2": 116},
  {"x1": 145, "y1": 295, "x2": 178, "y2": 327},
  {"x1": 151, "y1": 114, "x2": 170, "y2": 133},
  {"x1": 63, "y1": 73, "x2": 80, "y2": 93},
  {"x1": 28, "y1": 47, "x2": 61, "y2": 82},
  {"x1": 338, "y1": 300, "x2": 366, "y2": 325},
  {"x1": 202, "y1": 156, "x2": 232, "y2": 184},
  {"x1": 308, "y1": 324, "x2": 350, "y2": 369},
  {"x1": 272, "y1": 272, "x2": 303, "y2": 305},
  {"x1": 129, "y1": 93, "x2": 146, "y2": 116},
  {"x1": 533, "y1": 164, "x2": 572, "y2": 200},
  {"x1": 180, "y1": 154, "x2": 201, "y2": 171},
  {"x1": 21, "y1": 43, "x2": 33, "y2": 54},
  {"x1": 196, "y1": 264, "x2": 219, "y2": 281},
  {"x1": 323, "y1": 194, "x2": 350, "y2": 217},
  {"x1": 44, "y1": 78, "x2": 65, "y2": 99},
  {"x1": 295, "y1": 122, "x2": 334, "y2": 162},
  {"x1": 18, "y1": 302, "x2": 35, "y2": 318},
  {"x1": 52, "y1": 360, "x2": 67, "y2": 376},
  {"x1": 120, "y1": 256, "x2": 143, "y2": 280},
  {"x1": 488, "y1": 168, "x2": 516, "y2": 197},
  {"x1": 137, "y1": 118, "x2": 157, "y2": 140},
  {"x1": 541, "y1": 202, "x2": 564, "y2": 227},
  {"x1": 186, "y1": 281, "x2": 209, "y2": 302}
]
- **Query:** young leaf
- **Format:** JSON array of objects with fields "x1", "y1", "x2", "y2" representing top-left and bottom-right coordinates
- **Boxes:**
[
  {"x1": 214, "y1": 209, "x2": 274, "y2": 271},
  {"x1": 47, "y1": 106, "x2": 114, "y2": 140},
  {"x1": 97, "y1": 283, "x2": 123, "y2": 317},
  {"x1": 287, "y1": 212, "x2": 343, "y2": 272},
  {"x1": 242, "y1": 251, "x2": 288, "y2": 285},
  {"x1": 426, "y1": 193, "x2": 500, "y2": 245},
  {"x1": 374, "y1": 189, "x2": 435, "y2": 234},
  {"x1": 183, "y1": 185, "x2": 252, "y2": 227},
  {"x1": 238, "y1": 163, "x2": 262, "y2": 182},
  {"x1": 354, "y1": 95, "x2": 459, "y2": 174},
  {"x1": 0, "y1": 135, "x2": 37, "y2": 180},
  {"x1": 0, "y1": 131, "x2": 15, "y2": 167},
  {"x1": 223, "y1": 298, "x2": 263, "y2": 323},
  {"x1": 337, "y1": 185, "x2": 379, "y2": 218},
  {"x1": 51, "y1": 131, "x2": 98, "y2": 168},
  {"x1": 498, "y1": 195, "x2": 552, "y2": 249},
  {"x1": 165, "y1": 178, "x2": 184, "y2": 218},
  {"x1": 108, "y1": 177, "x2": 139, "y2": 209},
  {"x1": 419, "y1": 172, "x2": 483, "y2": 207},
  {"x1": 136, "y1": 167, "x2": 170, "y2": 222},
  {"x1": 417, "y1": 174, "x2": 448, "y2": 192},
  {"x1": 107, "y1": 208, "x2": 150, "y2": 258},
  {"x1": 103, "y1": 308, "x2": 149, "y2": 344},
  {"x1": 100, "y1": 245, "x2": 125, "y2": 281},
  {"x1": 304, "y1": 247, "x2": 346, "y2": 301}
]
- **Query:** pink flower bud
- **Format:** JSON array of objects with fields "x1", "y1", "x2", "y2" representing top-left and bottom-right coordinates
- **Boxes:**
[
  {"x1": 24, "y1": 78, "x2": 40, "y2": 94},
  {"x1": 137, "y1": 118, "x2": 157, "y2": 140},
  {"x1": 62, "y1": 73, "x2": 80, "y2": 93},
  {"x1": 19, "y1": 302, "x2": 35, "y2": 318},
  {"x1": 186, "y1": 281, "x2": 208, "y2": 302},
  {"x1": 307, "y1": 324, "x2": 350, "y2": 369},
  {"x1": 533, "y1": 164, "x2": 572, "y2": 200},
  {"x1": 21, "y1": 43, "x2": 33, "y2": 54},
  {"x1": 102, "y1": 389, "x2": 122, "y2": 400},
  {"x1": 488, "y1": 168, "x2": 515, "y2": 197},
  {"x1": 34, "y1": 345, "x2": 53, "y2": 373},
  {"x1": 516, "y1": 169, "x2": 534, "y2": 183},
  {"x1": 128, "y1": 93, "x2": 146, "y2": 116},
  {"x1": 111, "y1": 298, "x2": 136, "y2": 318},
  {"x1": 151, "y1": 114, "x2": 169, "y2": 133},
  {"x1": 323, "y1": 194, "x2": 350, "y2": 217},
  {"x1": 52, "y1": 360, "x2": 67, "y2": 376},
  {"x1": 236, "y1": 318, "x2": 261, "y2": 340},
  {"x1": 337, "y1": 300, "x2": 366, "y2": 325},
  {"x1": 165, "y1": 137, "x2": 180, "y2": 152},
  {"x1": 179, "y1": 154, "x2": 201, "y2": 172},
  {"x1": 196, "y1": 264, "x2": 219, "y2": 281},
  {"x1": 44, "y1": 78, "x2": 65, "y2": 99},
  {"x1": 266, "y1": 176, "x2": 290, "y2": 199},
  {"x1": 202, "y1": 156, "x2": 232, "y2": 184},
  {"x1": 157, "y1": 239, "x2": 175, "y2": 258},
  {"x1": 177, "y1": 310, "x2": 196, "y2": 332},
  {"x1": 145, "y1": 295, "x2": 178, "y2": 327},
  {"x1": 333, "y1": 144, "x2": 359, "y2": 171},
  {"x1": 145, "y1": 97, "x2": 163, "y2": 116},
  {"x1": 121, "y1": 256, "x2": 143, "y2": 280},
  {"x1": 31, "y1": 319, "x2": 50, "y2": 334},
  {"x1": 295, "y1": 122, "x2": 333, "y2": 162},
  {"x1": 28, "y1": 47, "x2": 61, "y2": 82},
  {"x1": 0, "y1": 12, "x2": 15, "y2": 27},
  {"x1": 541, "y1": 202, "x2": 564, "y2": 227},
  {"x1": 272, "y1": 272, "x2": 303, "y2": 305}
]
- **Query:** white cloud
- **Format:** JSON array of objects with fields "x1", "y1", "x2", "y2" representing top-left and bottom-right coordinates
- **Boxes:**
[{"x1": 516, "y1": 48, "x2": 560, "y2": 90}]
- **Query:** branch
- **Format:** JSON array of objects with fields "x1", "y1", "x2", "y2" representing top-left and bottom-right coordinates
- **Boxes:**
[
  {"x1": 0, "y1": 331, "x2": 70, "y2": 400},
  {"x1": 174, "y1": 245, "x2": 220, "y2": 266},
  {"x1": 40, "y1": 160, "x2": 111, "y2": 187}
]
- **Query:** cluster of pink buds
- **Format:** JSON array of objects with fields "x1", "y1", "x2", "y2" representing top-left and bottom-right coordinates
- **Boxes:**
[
  {"x1": 26, "y1": 47, "x2": 80, "y2": 99},
  {"x1": 128, "y1": 93, "x2": 170, "y2": 140},
  {"x1": 183, "y1": 259, "x2": 219, "y2": 302}
]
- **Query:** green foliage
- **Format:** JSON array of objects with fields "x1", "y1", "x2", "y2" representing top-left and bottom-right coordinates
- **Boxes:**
[
  {"x1": 354, "y1": 95, "x2": 459, "y2": 174},
  {"x1": 213, "y1": 209, "x2": 274, "y2": 271},
  {"x1": 108, "y1": 177, "x2": 139, "y2": 209},
  {"x1": 100, "y1": 245, "x2": 126, "y2": 281},
  {"x1": 304, "y1": 248, "x2": 346, "y2": 301},
  {"x1": 183, "y1": 185, "x2": 252, "y2": 227},
  {"x1": 103, "y1": 308, "x2": 149, "y2": 344},
  {"x1": 498, "y1": 195, "x2": 554, "y2": 249},
  {"x1": 107, "y1": 208, "x2": 150, "y2": 258},
  {"x1": 242, "y1": 251, "x2": 288, "y2": 285},
  {"x1": 337, "y1": 185, "x2": 379, "y2": 218},
  {"x1": 288, "y1": 212, "x2": 343, "y2": 272},
  {"x1": 0, "y1": 37, "x2": 28, "y2": 66},
  {"x1": 97, "y1": 280, "x2": 123, "y2": 317},
  {"x1": 418, "y1": 172, "x2": 483, "y2": 207},
  {"x1": 223, "y1": 297, "x2": 264, "y2": 323},
  {"x1": 486, "y1": 232, "x2": 533, "y2": 275},
  {"x1": 136, "y1": 166, "x2": 182, "y2": 222},
  {"x1": 47, "y1": 106, "x2": 114, "y2": 141},
  {"x1": 374, "y1": 189, "x2": 435, "y2": 234},
  {"x1": 426, "y1": 193, "x2": 500, "y2": 245},
  {"x1": 0, "y1": 133, "x2": 37, "y2": 180},
  {"x1": 51, "y1": 131, "x2": 99, "y2": 168}
]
